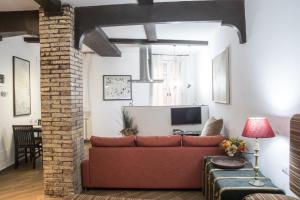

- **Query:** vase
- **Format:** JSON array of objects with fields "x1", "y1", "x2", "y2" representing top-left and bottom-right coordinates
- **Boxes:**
[
  {"x1": 227, "y1": 152, "x2": 235, "y2": 157},
  {"x1": 121, "y1": 128, "x2": 138, "y2": 136}
]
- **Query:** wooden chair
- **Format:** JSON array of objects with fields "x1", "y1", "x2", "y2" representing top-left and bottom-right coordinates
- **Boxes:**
[{"x1": 13, "y1": 125, "x2": 42, "y2": 169}]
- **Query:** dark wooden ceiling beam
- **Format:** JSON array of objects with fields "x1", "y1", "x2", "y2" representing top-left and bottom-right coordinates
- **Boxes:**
[
  {"x1": 33, "y1": 0, "x2": 62, "y2": 15},
  {"x1": 109, "y1": 38, "x2": 208, "y2": 46},
  {"x1": 21, "y1": 37, "x2": 208, "y2": 46},
  {"x1": 24, "y1": 36, "x2": 40, "y2": 43},
  {"x1": 0, "y1": 11, "x2": 39, "y2": 37},
  {"x1": 83, "y1": 27, "x2": 121, "y2": 57},
  {"x1": 137, "y1": 0, "x2": 157, "y2": 42},
  {"x1": 137, "y1": 0, "x2": 154, "y2": 5},
  {"x1": 75, "y1": 1, "x2": 246, "y2": 48},
  {"x1": 144, "y1": 23, "x2": 157, "y2": 42}
]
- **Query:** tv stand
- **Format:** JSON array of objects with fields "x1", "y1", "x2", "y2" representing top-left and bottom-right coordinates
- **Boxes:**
[{"x1": 173, "y1": 130, "x2": 201, "y2": 136}]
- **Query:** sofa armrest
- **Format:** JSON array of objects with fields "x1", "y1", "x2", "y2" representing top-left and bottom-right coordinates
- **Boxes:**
[{"x1": 81, "y1": 159, "x2": 90, "y2": 188}]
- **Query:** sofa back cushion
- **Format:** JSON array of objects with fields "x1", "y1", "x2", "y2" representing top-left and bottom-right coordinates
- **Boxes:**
[
  {"x1": 182, "y1": 135, "x2": 225, "y2": 147},
  {"x1": 136, "y1": 135, "x2": 182, "y2": 147},
  {"x1": 91, "y1": 136, "x2": 136, "y2": 147}
]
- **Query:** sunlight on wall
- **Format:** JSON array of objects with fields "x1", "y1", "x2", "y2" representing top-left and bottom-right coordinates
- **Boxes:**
[
  {"x1": 204, "y1": 0, "x2": 300, "y2": 196},
  {"x1": 258, "y1": 62, "x2": 300, "y2": 116},
  {"x1": 260, "y1": 135, "x2": 291, "y2": 194},
  {"x1": 262, "y1": 78, "x2": 299, "y2": 115}
]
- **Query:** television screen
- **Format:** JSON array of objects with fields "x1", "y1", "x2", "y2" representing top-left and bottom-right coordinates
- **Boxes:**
[{"x1": 171, "y1": 107, "x2": 202, "y2": 125}]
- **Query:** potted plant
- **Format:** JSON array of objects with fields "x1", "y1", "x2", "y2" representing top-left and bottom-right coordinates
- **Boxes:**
[
  {"x1": 221, "y1": 137, "x2": 247, "y2": 157},
  {"x1": 120, "y1": 108, "x2": 138, "y2": 136}
]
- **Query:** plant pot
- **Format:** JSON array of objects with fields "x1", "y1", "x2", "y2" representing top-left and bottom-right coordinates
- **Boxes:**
[
  {"x1": 227, "y1": 152, "x2": 235, "y2": 157},
  {"x1": 121, "y1": 128, "x2": 138, "y2": 136}
]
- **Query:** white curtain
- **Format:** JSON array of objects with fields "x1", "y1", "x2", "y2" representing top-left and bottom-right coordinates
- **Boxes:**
[{"x1": 151, "y1": 55, "x2": 192, "y2": 106}]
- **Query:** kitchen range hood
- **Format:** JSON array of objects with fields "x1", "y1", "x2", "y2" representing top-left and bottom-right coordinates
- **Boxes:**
[{"x1": 130, "y1": 46, "x2": 164, "y2": 83}]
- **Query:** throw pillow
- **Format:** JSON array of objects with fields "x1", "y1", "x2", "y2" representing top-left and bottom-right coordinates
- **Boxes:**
[{"x1": 201, "y1": 117, "x2": 223, "y2": 136}]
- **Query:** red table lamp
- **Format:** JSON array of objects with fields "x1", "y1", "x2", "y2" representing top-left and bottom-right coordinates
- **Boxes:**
[{"x1": 242, "y1": 117, "x2": 275, "y2": 187}]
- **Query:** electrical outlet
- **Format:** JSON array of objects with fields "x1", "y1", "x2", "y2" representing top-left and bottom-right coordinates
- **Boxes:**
[{"x1": 282, "y1": 164, "x2": 289, "y2": 175}]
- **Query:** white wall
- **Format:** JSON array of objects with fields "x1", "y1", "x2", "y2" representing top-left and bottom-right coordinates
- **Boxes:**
[
  {"x1": 197, "y1": 0, "x2": 300, "y2": 196},
  {"x1": 84, "y1": 47, "x2": 151, "y2": 137},
  {"x1": 83, "y1": 46, "x2": 207, "y2": 137},
  {"x1": 125, "y1": 105, "x2": 209, "y2": 136},
  {"x1": 0, "y1": 36, "x2": 40, "y2": 170}
]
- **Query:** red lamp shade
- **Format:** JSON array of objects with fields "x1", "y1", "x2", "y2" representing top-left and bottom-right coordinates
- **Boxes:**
[{"x1": 242, "y1": 117, "x2": 275, "y2": 138}]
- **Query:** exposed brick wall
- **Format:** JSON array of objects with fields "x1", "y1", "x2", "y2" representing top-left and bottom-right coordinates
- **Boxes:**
[{"x1": 39, "y1": 6, "x2": 84, "y2": 197}]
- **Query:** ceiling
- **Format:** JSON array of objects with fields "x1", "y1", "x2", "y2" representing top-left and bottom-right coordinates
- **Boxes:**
[
  {"x1": 0, "y1": 0, "x2": 221, "y2": 53},
  {"x1": 102, "y1": 22, "x2": 221, "y2": 41},
  {"x1": 0, "y1": 0, "x2": 221, "y2": 41},
  {"x1": 0, "y1": 0, "x2": 39, "y2": 11}
]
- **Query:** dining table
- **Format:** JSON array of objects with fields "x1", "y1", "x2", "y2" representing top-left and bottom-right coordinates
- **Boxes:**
[{"x1": 33, "y1": 125, "x2": 43, "y2": 143}]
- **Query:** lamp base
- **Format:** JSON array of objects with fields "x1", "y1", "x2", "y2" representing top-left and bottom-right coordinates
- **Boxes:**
[{"x1": 249, "y1": 179, "x2": 265, "y2": 187}]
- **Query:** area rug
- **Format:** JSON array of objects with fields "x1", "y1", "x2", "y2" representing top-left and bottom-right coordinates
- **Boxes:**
[
  {"x1": 81, "y1": 190, "x2": 203, "y2": 200},
  {"x1": 64, "y1": 194, "x2": 146, "y2": 200}
]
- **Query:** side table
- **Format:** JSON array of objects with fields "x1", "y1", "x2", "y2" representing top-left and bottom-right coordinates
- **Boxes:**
[{"x1": 203, "y1": 156, "x2": 285, "y2": 200}]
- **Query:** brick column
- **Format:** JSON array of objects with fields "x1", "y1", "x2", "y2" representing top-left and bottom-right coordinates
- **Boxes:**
[{"x1": 39, "y1": 6, "x2": 84, "y2": 197}]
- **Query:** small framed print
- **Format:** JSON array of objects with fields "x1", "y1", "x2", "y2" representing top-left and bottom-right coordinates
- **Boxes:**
[
  {"x1": 0, "y1": 74, "x2": 4, "y2": 87},
  {"x1": 103, "y1": 75, "x2": 132, "y2": 101}
]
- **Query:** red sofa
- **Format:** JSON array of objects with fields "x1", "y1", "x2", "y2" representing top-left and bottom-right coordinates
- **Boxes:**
[{"x1": 82, "y1": 135, "x2": 225, "y2": 189}]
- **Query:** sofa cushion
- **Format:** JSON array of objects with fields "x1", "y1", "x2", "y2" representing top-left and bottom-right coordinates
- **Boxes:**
[
  {"x1": 201, "y1": 117, "x2": 223, "y2": 136},
  {"x1": 90, "y1": 136, "x2": 136, "y2": 147},
  {"x1": 136, "y1": 135, "x2": 182, "y2": 147},
  {"x1": 182, "y1": 135, "x2": 225, "y2": 147}
]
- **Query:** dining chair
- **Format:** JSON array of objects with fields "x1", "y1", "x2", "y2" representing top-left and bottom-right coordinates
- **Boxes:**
[{"x1": 12, "y1": 125, "x2": 42, "y2": 169}]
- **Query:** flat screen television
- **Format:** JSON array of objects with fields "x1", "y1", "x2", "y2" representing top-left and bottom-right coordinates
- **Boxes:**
[{"x1": 171, "y1": 107, "x2": 202, "y2": 125}]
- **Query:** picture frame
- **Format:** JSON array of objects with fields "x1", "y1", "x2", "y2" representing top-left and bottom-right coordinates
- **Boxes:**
[
  {"x1": 13, "y1": 56, "x2": 31, "y2": 116},
  {"x1": 0, "y1": 74, "x2": 4, "y2": 87},
  {"x1": 103, "y1": 75, "x2": 132, "y2": 101},
  {"x1": 212, "y1": 48, "x2": 230, "y2": 104}
]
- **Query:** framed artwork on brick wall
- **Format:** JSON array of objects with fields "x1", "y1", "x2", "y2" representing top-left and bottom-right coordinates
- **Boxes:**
[
  {"x1": 103, "y1": 75, "x2": 132, "y2": 101},
  {"x1": 13, "y1": 56, "x2": 31, "y2": 116},
  {"x1": 212, "y1": 48, "x2": 230, "y2": 104}
]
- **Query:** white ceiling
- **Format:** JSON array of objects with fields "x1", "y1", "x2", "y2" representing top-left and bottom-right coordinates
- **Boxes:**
[
  {"x1": 101, "y1": 22, "x2": 220, "y2": 54},
  {"x1": 156, "y1": 22, "x2": 220, "y2": 41},
  {"x1": 103, "y1": 25, "x2": 146, "y2": 39},
  {"x1": 102, "y1": 22, "x2": 221, "y2": 41},
  {"x1": 0, "y1": 0, "x2": 39, "y2": 11}
]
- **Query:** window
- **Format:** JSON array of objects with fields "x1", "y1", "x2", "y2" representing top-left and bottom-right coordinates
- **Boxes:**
[{"x1": 151, "y1": 55, "x2": 192, "y2": 106}]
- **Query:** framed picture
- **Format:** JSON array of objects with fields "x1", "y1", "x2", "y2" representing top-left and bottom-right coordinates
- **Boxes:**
[
  {"x1": 212, "y1": 48, "x2": 230, "y2": 104},
  {"x1": 103, "y1": 75, "x2": 132, "y2": 101},
  {"x1": 0, "y1": 74, "x2": 4, "y2": 87},
  {"x1": 13, "y1": 56, "x2": 31, "y2": 116}
]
